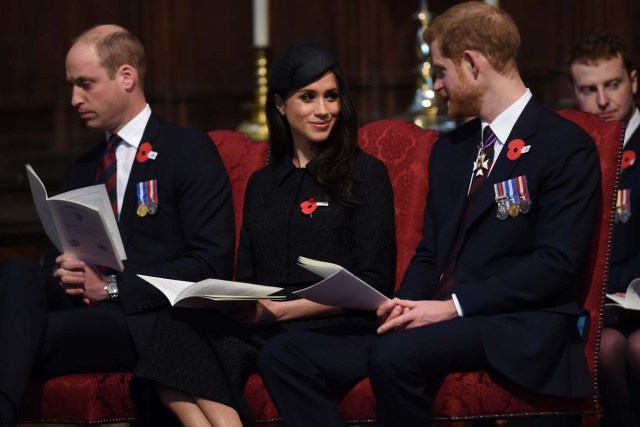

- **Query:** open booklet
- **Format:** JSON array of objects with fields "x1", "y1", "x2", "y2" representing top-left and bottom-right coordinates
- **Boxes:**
[
  {"x1": 26, "y1": 164, "x2": 126, "y2": 271},
  {"x1": 606, "y1": 278, "x2": 640, "y2": 310},
  {"x1": 138, "y1": 275, "x2": 286, "y2": 308},
  {"x1": 293, "y1": 256, "x2": 390, "y2": 311}
]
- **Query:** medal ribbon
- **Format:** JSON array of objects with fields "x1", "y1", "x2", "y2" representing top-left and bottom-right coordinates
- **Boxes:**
[
  {"x1": 616, "y1": 190, "x2": 622, "y2": 216},
  {"x1": 516, "y1": 175, "x2": 531, "y2": 203},
  {"x1": 148, "y1": 180, "x2": 157, "y2": 203},
  {"x1": 506, "y1": 178, "x2": 517, "y2": 208},
  {"x1": 493, "y1": 181, "x2": 506, "y2": 200},
  {"x1": 137, "y1": 181, "x2": 148, "y2": 206}
]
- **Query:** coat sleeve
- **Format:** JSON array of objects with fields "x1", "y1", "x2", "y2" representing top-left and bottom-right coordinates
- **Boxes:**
[{"x1": 349, "y1": 156, "x2": 396, "y2": 295}]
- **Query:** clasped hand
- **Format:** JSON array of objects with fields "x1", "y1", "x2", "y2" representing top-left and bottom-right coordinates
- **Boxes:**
[
  {"x1": 53, "y1": 253, "x2": 109, "y2": 305},
  {"x1": 376, "y1": 298, "x2": 458, "y2": 334}
]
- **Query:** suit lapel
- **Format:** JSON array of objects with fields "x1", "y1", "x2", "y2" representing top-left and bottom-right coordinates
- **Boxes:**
[
  {"x1": 118, "y1": 114, "x2": 163, "y2": 248},
  {"x1": 466, "y1": 99, "x2": 542, "y2": 228},
  {"x1": 438, "y1": 122, "x2": 482, "y2": 269},
  {"x1": 620, "y1": 128, "x2": 640, "y2": 182}
]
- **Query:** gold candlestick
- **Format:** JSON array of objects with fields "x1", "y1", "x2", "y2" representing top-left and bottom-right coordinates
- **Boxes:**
[
  {"x1": 408, "y1": 6, "x2": 438, "y2": 129},
  {"x1": 238, "y1": 48, "x2": 269, "y2": 141}
]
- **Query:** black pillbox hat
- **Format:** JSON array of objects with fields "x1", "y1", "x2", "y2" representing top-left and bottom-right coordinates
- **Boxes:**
[{"x1": 269, "y1": 42, "x2": 338, "y2": 96}]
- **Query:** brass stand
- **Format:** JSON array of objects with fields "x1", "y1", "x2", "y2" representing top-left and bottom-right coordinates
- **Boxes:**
[
  {"x1": 407, "y1": 4, "x2": 455, "y2": 133},
  {"x1": 408, "y1": 8, "x2": 437, "y2": 129},
  {"x1": 238, "y1": 48, "x2": 269, "y2": 141}
]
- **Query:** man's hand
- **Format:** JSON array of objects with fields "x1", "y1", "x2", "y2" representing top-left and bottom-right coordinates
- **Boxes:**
[
  {"x1": 53, "y1": 253, "x2": 109, "y2": 305},
  {"x1": 376, "y1": 298, "x2": 409, "y2": 325},
  {"x1": 376, "y1": 298, "x2": 458, "y2": 334}
]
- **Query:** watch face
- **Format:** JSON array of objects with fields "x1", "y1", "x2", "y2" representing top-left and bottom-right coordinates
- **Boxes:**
[{"x1": 106, "y1": 275, "x2": 119, "y2": 299}]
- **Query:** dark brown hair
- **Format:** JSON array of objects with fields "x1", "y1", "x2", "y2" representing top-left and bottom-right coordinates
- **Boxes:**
[{"x1": 567, "y1": 31, "x2": 634, "y2": 84}]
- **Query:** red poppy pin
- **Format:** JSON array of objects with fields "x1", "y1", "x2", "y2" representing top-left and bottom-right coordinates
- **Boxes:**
[
  {"x1": 506, "y1": 139, "x2": 530, "y2": 161},
  {"x1": 136, "y1": 142, "x2": 153, "y2": 163},
  {"x1": 300, "y1": 198, "x2": 318, "y2": 217},
  {"x1": 622, "y1": 150, "x2": 636, "y2": 169}
]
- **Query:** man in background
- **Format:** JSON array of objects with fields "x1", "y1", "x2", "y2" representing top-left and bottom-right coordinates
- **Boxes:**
[
  {"x1": 569, "y1": 30, "x2": 640, "y2": 427},
  {"x1": 0, "y1": 25, "x2": 234, "y2": 426}
]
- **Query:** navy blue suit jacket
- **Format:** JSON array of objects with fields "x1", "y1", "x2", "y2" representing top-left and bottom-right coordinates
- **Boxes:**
[
  {"x1": 398, "y1": 99, "x2": 599, "y2": 397},
  {"x1": 46, "y1": 113, "x2": 235, "y2": 350},
  {"x1": 609, "y1": 126, "x2": 640, "y2": 292}
]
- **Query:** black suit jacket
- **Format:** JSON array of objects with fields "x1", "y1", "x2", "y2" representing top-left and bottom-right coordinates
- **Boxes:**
[
  {"x1": 45, "y1": 113, "x2": 235, "y2": 350},
  {"x1": 398, "y1": 99, "x2": 599, "y2": 397},
  {"x1": 609, "y1": 125, "x2": 640, "y2": 292}
]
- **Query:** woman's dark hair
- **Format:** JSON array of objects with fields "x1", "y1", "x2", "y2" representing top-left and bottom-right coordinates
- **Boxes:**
[{"x1": 266, "y1": 44, "x2": 359, "y2": 207}]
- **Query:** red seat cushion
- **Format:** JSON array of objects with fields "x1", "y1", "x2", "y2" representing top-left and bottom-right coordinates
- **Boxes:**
[{"x1": 18, "y1": 373, "x2": 135, "y2": 424}]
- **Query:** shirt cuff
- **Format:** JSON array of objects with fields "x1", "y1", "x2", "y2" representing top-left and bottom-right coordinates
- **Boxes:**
[{"x1": 451, "y1": 293, "x2": 464, "y2": 317}]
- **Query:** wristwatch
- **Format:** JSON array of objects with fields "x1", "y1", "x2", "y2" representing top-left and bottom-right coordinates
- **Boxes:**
[{"x1": 105, "y1": 274, "x2": 119, "y2": 301}]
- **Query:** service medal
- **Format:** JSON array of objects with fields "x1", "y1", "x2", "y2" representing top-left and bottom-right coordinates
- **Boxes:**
[
  {"x1": 147, "y1": 180, "x2": 158, "y2": 215},
  {"x1": 137, "y1": 203, "x2": 148, "y2": 217},
  {"x1": 493, "y1": 181, "x2": 509, "y2": 220},
  {"x1": 496, "y1": 199, "x2": 509, "y2": 220},
  {"x1": 515, "y1": 175, "x2": 532, "y2": 214},
  {"x1": 620, "y1": 210, "x2": 630, "y2": 223},
  {"x1": 616, "y1": 189, "x2": 631, "y2": 224},
  {"x1": 508, "y1": 203, "x2": 519, "y2": 217},
  {"x1": 519, "y1": 194, "x2": 530, "y2": 214},
  {"x1": 147, "y1": 200, "x2": 158, "y2": 215}
]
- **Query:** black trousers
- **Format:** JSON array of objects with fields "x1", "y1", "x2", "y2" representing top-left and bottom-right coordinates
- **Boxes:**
[
  {"x1": 258, "y1": 317, "x2": 489, "y2": 427},
  {"x1": 0, "y1": 259, "x2": 137, "y2": 425}
]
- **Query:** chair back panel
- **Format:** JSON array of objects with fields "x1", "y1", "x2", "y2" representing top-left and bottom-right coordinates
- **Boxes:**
[
  {"x1": 433, "y1": 110, "x2": 623, "y2": 420},
  {"x1": 208, "y1": 130, "x2": 269, "y2": 251},
  {"x1": 556, "y1": 110, "x2": 623, "y2": 369},
  {"x1": 358, "y1": 120, "x2": 438, "y2": 289}
]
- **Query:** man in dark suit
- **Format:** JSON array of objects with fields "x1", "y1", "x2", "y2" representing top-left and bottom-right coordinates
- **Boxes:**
[
  {"x1": 0, "y1": 25, "x2": 234, "y2": 425},
  {"x1": 257, "y1": 3, "x2": 599, "y2": 426},
  {"x1": 569, "y1": 31, "x2": 640, "y2": 427}
]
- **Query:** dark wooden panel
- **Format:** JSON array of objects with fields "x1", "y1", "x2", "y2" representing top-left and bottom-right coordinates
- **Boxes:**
[{"x1": 3, "y1": 0, "x2": 640, "y2": 248}]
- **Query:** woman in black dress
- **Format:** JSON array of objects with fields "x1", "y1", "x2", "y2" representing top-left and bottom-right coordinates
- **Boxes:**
[{"x1": 133, "y1": 42, "x2": 395, "y2": 426}]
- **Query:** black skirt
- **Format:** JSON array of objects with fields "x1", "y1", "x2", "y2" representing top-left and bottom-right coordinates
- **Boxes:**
[{"x1": 133, "y1": 306, "x2": 375, "y2": 426}]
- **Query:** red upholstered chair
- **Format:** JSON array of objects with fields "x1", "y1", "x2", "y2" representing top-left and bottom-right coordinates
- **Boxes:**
[
  {"x1": 207, "y1": 130, "x2": 269, "y2": 252},
  {"x1": 244, "y1": 119, "x2": 438, "y2": 426},
  {"x1": 432, "y1": 110, "x2": 624, "y2": 426},
  {"x1": 17, "y1": 130, "x2": 268, "y2": 427},
  {"x1": 358, "y1": 119, "x2": 436, "y2": 288}
]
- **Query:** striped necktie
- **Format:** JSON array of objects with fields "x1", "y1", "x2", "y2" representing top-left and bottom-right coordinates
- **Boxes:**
[{"x1": 96, "y1": 134, "x2": 122, "y2": 216}]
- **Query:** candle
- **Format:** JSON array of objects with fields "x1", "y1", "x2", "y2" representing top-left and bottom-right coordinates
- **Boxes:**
[
  {"x1": 253, "y1": 0, "x2": 269, "y2": 47},
  {"x1": 484, "y1": 0, "x2": 500, "y2": 8}
]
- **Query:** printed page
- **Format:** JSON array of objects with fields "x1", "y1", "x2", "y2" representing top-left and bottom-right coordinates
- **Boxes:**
[
  {"x1": 138, "y1": 275, "x2": 284, "y2": 306},
  {"x1": 293, "y1": 257, "x2": 389, "y2": 311},
  {"x1": 50, "y1": 184, "x2": 125, "y2": 261},
  {"x1": 607, "y1": 278, "x2": 640, "y2": 310},
  {"x1": 137, "y1": 275, "x2": 192, "y2": 304},
  {"x1": 295, "y1": 256, "x2": 343, "y2": 278},
  {"x1": 25, "y1": 165, "x2": 62, "y2": 252},
  {"x1": 49, "y1": 200, "x2": 124, "y2": 271}
]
